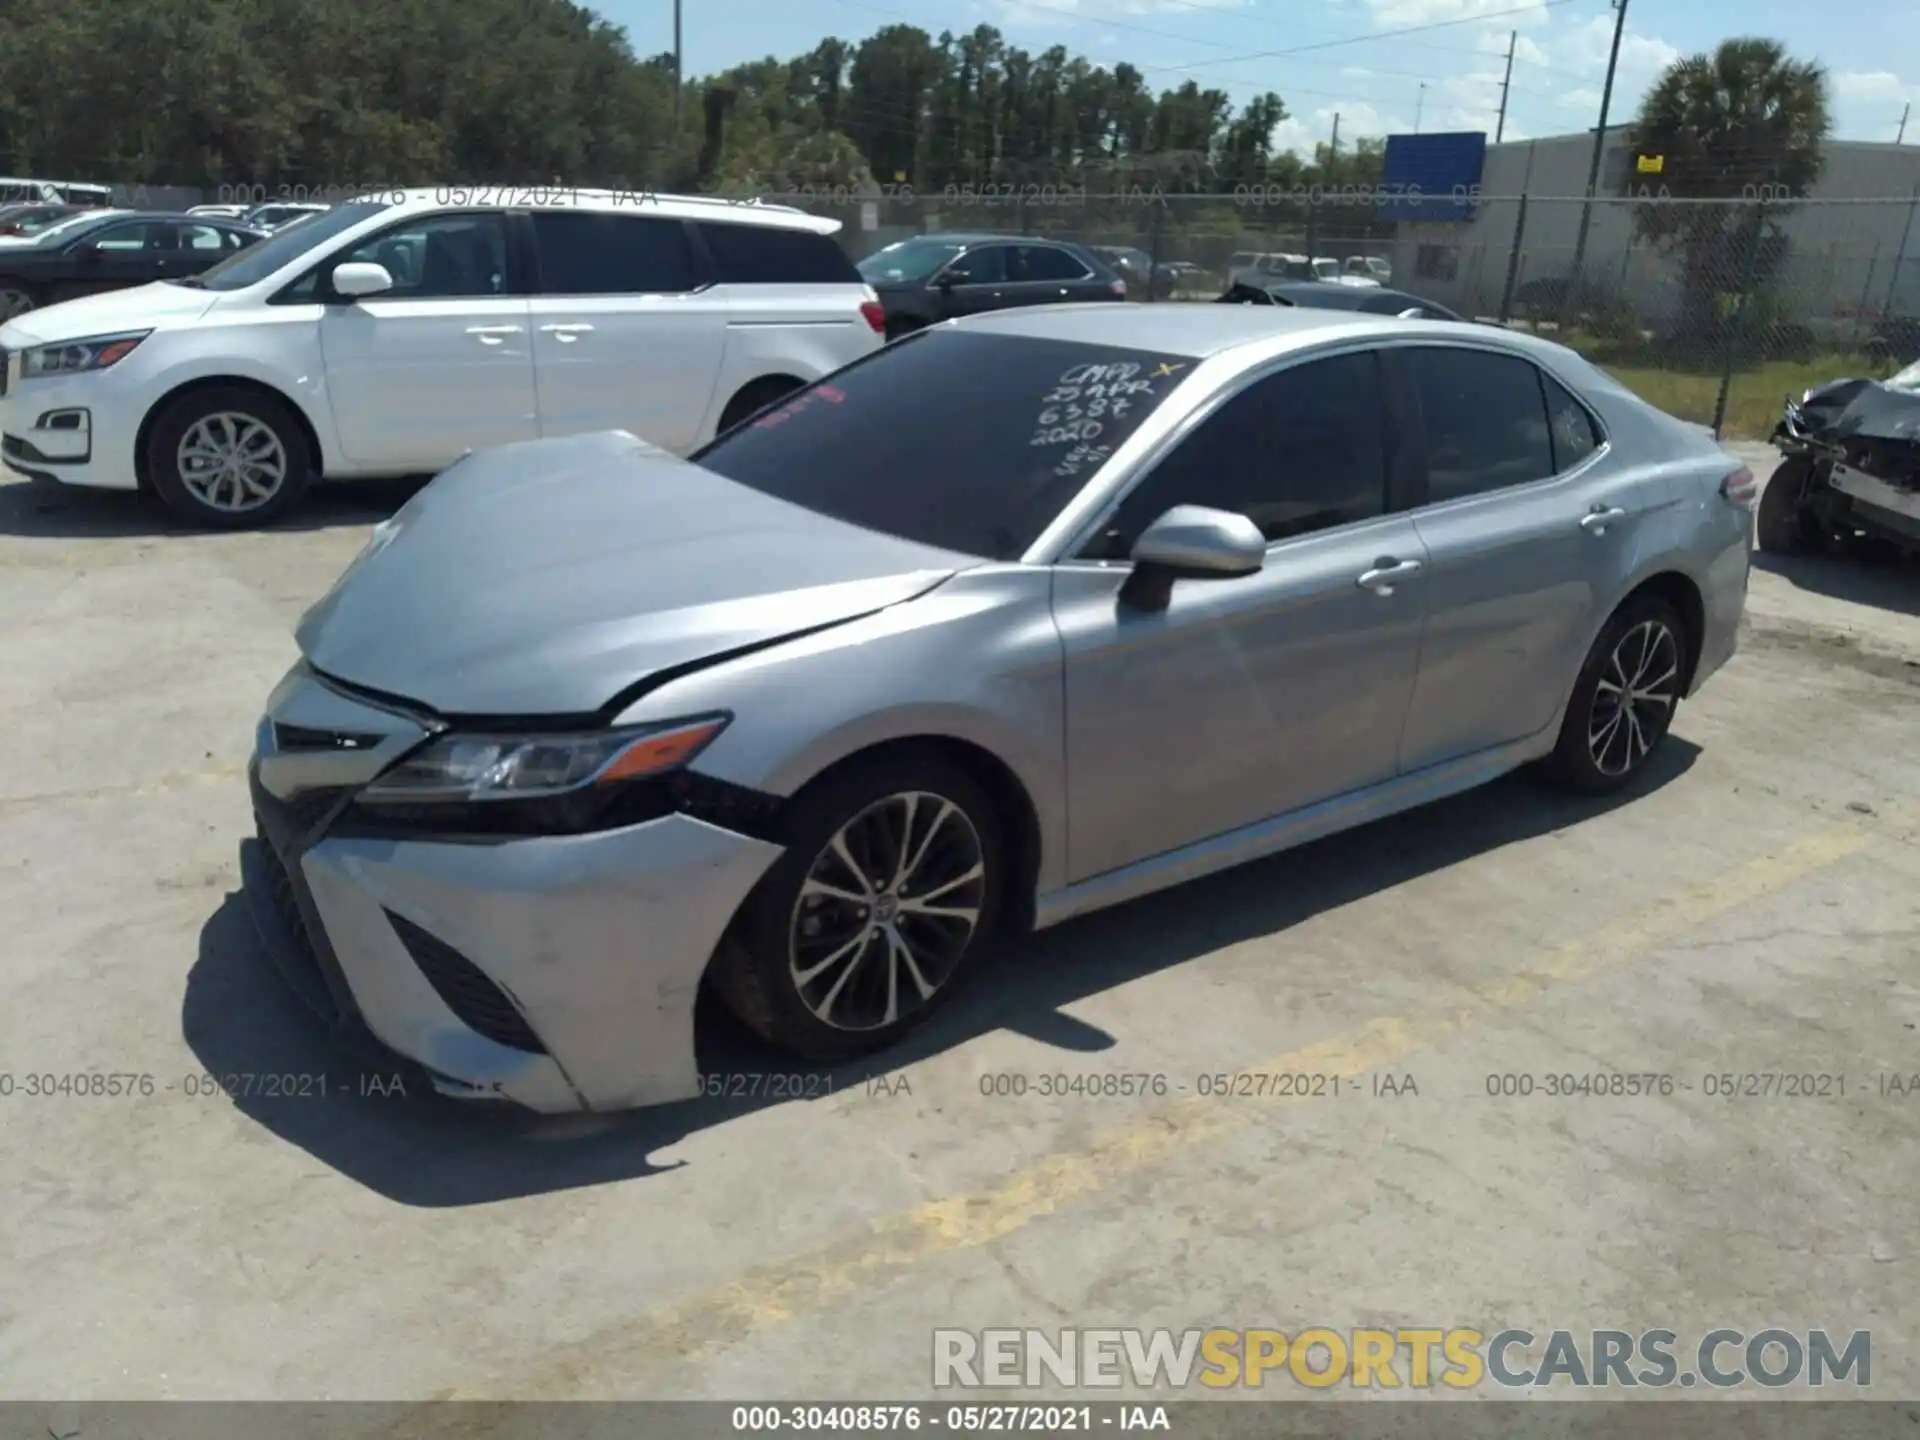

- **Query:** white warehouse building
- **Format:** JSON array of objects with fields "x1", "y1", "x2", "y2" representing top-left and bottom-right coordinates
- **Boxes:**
[{"x1": 1387, "y1": 126, "x2": 1920, "y2": 326}]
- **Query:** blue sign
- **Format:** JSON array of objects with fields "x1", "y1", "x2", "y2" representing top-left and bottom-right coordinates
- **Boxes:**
[{"x1": 1376, "y1": 132, "x2": 1488, "y2": 223}]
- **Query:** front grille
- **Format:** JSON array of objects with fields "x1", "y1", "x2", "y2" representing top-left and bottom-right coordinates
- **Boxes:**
[{"x1": 384, "y1": 909, "x2": 548, "y2": 1054}]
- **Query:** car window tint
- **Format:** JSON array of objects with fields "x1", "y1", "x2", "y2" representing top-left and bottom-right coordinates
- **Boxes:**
[
  {"x1": 1409, "y1": 347, "x2": 1555, "y2": 503},
  {"x1": 337, "y1": 213, "x2": 510, "y2": 298},
  {"x1": 530, "y1": 212, "x2": 696, "y2": 294},
  {"x1": 85, "y1": 222, "x2": 158, "y2": 252},
  {"x1": 698, "y1": 222, "x2": 857, "y2": 284},
  {"x1": 1020, "y1": 245, "x2": 1090, "y2": 282},
  {"x1": 177, "y1": 224, "x2": 233, "y2": 251},
  {"x1": 692, "y1": 329, "x2": 1198, "y2": 561},
  {"x1": 1089, "y1": 351, "x2": 1389, "y2": 557},
  {"x1": 1542, "y1": 372, "x2": 1603, "y2": 471},
  {"x1": 949, "y1": 245, "x2": 1008, "y2": 285}
]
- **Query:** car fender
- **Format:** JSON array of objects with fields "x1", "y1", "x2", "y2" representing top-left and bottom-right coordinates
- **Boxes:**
[
  {"x1": 613, "y1": 565, "x2": 1073, "y2": 897},
  {"x1": 136, "y1": 325, "x2": 344, "y2": 471}
]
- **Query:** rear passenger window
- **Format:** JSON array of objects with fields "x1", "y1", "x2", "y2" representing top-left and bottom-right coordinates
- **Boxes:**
[
  {"x1": 530, "y1": 212, "x2": 697, "y2": 295},
  {"x1": 1542, "y1": 372, "x2": 1603, "y2": 471},
  {"x1": 1019, "y1": 245, "x2": 1091, "y2": 282},
  {"x1": 1409, "y1": 347, "x2": 1555, "y2": 504},
  {"x1": 699, "y1": 222, "x2": 859, "y2": 284}
]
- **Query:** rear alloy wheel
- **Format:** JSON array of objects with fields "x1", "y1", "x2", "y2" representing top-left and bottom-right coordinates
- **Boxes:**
[
  {"x1": 0, "y1": 281, "x2": 38, "y2": 322},
  {"x1": 1545, "y1": 595, "x2": 1688, "y2": 794},
  {"x1": 146, "y1": 387, "x2": 313, "y2": 528},
  {"x1": 716, "y1": 376, "x2": 803, "y2": 434},
  {"x1": 711, "y1": 755, "x2": 1004, "y2": 1060}
]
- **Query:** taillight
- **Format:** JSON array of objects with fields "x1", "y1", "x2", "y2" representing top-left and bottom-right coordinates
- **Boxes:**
[
  {"x1": 1720, "y1": 466, "x2": 1757, "y2": 507},
  {"x1": 1109, "y1": 278, "x2": 1127, "y2": 298},
  {"x1": 859, "y1": 300, "x2": 886, "y2": 334}
]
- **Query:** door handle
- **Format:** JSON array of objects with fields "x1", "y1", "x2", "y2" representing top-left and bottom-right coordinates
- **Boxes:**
[
  {"x1": 1581, "y1": 505, "x2": 1628, "y2": 534},
  {"x1": 1356, "y1": 558, "x2": 1422, "y2": 595},
  {"x1": 466, "y1": 325, "x2": 521, "y2": 346},
  {"x1": 539, "y1": 323, "x2": 594, "y2": 340}
]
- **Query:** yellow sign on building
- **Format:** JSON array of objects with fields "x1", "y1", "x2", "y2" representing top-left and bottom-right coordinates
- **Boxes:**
[{"x1": 1637, "y1": 154, "x2": 1665, "y2": 173}]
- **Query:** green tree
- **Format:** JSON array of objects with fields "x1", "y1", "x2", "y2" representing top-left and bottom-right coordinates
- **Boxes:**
[{"x1": 1625, "y1": 37, "x2": 1830, "y2": 342}]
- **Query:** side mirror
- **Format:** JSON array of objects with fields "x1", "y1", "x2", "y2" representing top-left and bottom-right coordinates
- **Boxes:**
[
  {"x1": 75, "y1": 243, "x2": 103, "y2": 263},
  {"x1": 1398, "y1": 307, "x2": 1429, "y2": 320},
  {"x1": 936, "y1": 267, "x2": 970, "y2": 291},
  {"x1": 1120, "y1": 504, "x2": 1266, "y2": 610},
  {"x1": 331, "y1": 261, "x2": 395, "y2": 299}
]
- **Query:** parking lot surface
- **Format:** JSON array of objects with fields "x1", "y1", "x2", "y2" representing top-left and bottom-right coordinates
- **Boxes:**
[{"x1": 2, "y1": 446, "x2": 1918, "y2": 1403}]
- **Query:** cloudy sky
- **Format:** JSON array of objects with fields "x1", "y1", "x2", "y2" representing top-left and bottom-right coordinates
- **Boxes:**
[{"x1": 597, "y1": 0, "x2": 1919, "y2": 155}]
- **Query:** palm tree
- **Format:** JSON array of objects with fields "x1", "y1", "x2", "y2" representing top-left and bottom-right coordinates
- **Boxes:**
[{"x1": 1627, "y1": 38, "x2": 1830, "y2": 349}]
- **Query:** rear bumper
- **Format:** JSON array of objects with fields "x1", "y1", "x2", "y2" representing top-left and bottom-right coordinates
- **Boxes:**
[{"x1": 1689, "y1": 521, "x2": 1750, "y2": 697}]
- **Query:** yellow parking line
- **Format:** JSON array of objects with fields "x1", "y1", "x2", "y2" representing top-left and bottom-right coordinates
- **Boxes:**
[{"x1": 394, "y1": 815, "x2": 1878, "y2": 1413}]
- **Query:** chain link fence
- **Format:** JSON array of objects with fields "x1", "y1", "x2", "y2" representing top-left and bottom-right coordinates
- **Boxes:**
[
  {"x1": 66, "y1": 181, "x2": 1920, "y2": 440},
  {"x1": 779, "y1": 189, "x2": 1920, "y2": 441}
]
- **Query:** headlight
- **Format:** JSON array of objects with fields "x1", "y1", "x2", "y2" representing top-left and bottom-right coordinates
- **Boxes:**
[
  {"x1": 360, "y1": 714, "x2": 730, "y2": 804},
  {"x1": 20, "y1": 331, "x2": 151, "y2": 379}
]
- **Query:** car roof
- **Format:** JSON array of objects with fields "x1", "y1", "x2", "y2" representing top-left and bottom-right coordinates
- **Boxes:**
[
  {"x1": 370, "y1": 189, "x2": 845, "y2": 235},
  {"x1": 945, "y1": 298, "x2": 1534, "y2": 363},
  {"x1": 948, "y1": 301, "x2": 1417, "y2": 357}
]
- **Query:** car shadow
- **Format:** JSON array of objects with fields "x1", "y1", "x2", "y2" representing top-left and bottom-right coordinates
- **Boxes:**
[
  {"x1": 181, "y1": 738, "x2": 1701, "y2": 1207},
  {"x1": 1752, "y1": 545, "x2": 1920, "y2": 618},
  {"x1": 0, "y1": 473, "x2": 427, "y2": 537}
]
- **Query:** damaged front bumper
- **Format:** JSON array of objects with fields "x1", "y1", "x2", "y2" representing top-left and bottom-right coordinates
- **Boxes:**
[{"x1": 245, "y1": 665, "x2": 785, "y2": 1115}]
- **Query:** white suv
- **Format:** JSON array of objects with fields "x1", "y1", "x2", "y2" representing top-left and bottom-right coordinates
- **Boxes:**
[{"x1": 0, "y1": 188, "x2": 886, "y2": 526}]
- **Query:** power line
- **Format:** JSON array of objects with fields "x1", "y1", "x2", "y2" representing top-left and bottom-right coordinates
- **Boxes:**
[{"x1": 1134, "y1": 0, "x2": 1582, "y2": 75}]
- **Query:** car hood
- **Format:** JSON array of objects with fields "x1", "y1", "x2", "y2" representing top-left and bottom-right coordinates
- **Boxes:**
[
  {"x1": 296, "y1": 430, "x2": 969, "y2": 718},
  {"x1": 0, "y1": 282, "x2": 218, "y2": 346}
]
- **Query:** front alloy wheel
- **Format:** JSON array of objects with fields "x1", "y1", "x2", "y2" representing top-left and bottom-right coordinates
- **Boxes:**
[
  {"x1": 176, "y1": 412, "x2": 289, "y2": 515},
  {"x1": 711, "y1": 753, "x2": 1004, "y2": 1061},
  {"x1": 146, "y1": 386, "x2": 313, "y2": 528},
  {"x1": 789, "y1": 792, "x2": 986, "y2": 1032},
  {"x1": 0, "y1": 284, "x2": 36, "y2": 322}
]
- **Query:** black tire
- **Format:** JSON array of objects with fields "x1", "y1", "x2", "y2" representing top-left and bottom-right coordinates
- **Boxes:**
[
  {"x1": 709, "y1": 751, "x2": 1006, "y2": 1061},
  {"x1": 715, "y1": 375, "x2": 804, "y2": 434},
  {"x1": 1543, "y1": 593, "x2": 1690, "y2": 795},
  {"x1": 1755, "y1": 457, "x2": 1819, "y2": 554},
  {"x1": 0, "y1": 278, "x2": 39, "y2": 323},
  {"x1": 145, "y1": 386, "x2": 313, "y2": 529}
]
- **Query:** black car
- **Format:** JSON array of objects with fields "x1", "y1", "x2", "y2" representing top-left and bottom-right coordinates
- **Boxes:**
[
  {"x1": 1217, "y1": 279, "x2": 1467, "y2": 322},
  {"x1": 856, "y1": 233, "x2": 1127, "y2": 339},
  {"x1": 0, "y1": 203, "x2": 89, "y2": 240},
  {"x1": 0, "y1": 211, "x2": 264, "y2": 320}
]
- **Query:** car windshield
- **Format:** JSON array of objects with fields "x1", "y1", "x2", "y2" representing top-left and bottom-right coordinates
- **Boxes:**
[
  {"x1": 857, "y1": 238, "x2": 970, "y2": 284},
  {"x1": 692, "y1": 328, "x2": 1200, "y2": 560},
  {"x1": 181, "y1": 200, "x2": 391, "y2": 291}
]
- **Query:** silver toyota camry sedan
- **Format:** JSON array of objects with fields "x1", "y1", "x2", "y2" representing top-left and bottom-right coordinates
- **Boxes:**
[{"x1": 245, "y1": 304, "x2": 1754, "y2": 1113}]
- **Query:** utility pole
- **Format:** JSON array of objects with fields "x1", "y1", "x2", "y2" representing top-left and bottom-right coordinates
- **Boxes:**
[
  {"x1": 1328, "y1": 112, "x2": 1341, "y2": 167},
  {"x1": 673, "y1": 0, "x2": 684, "y2": 127},
  {"x1": 1567, "y1": 0, "x2": 1629, "y2": 296},
  {"x1": 1900, "y1": 102, "x2": 1911, "y2": 145},
  {"x1": 1415, "y1": 83, "x2": 1427, "y2": 135},
  {"x1": 1495, "y1": 30, "x2": 1517, "y2": 144}
]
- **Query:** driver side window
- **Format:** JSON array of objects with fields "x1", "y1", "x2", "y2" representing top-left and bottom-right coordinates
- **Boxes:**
[
  {"x1": 1081, "y1": 350, "x2": 1390, "y2": 559},
  {"x1": 288, "y1": 212, "x2": 511, "y2": 302}
]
